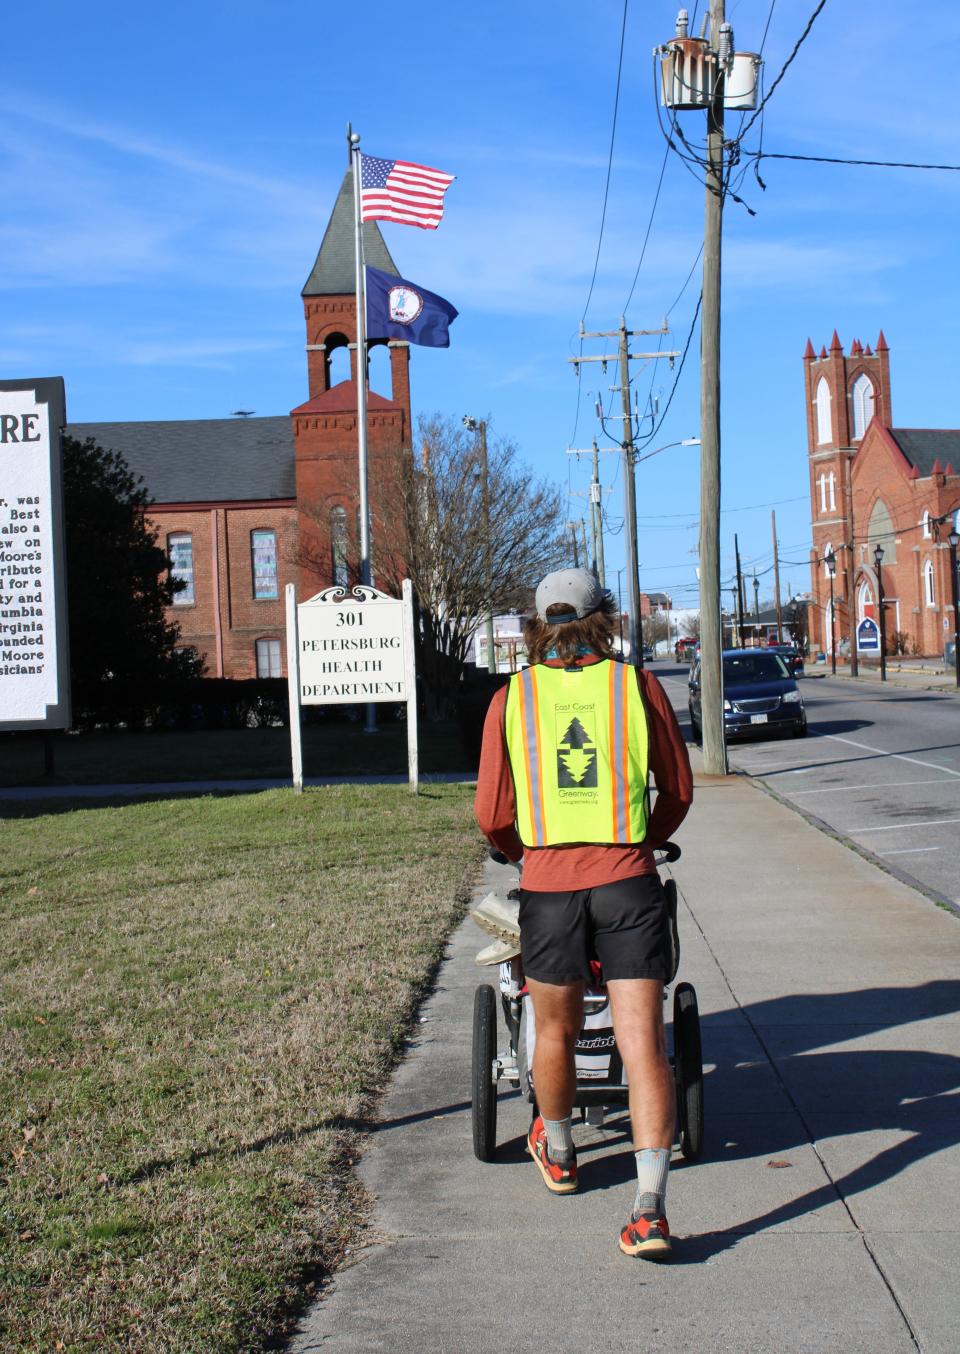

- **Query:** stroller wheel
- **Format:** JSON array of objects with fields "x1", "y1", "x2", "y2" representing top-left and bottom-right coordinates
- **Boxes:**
[
  {"x1": 673, "y1": 982, "x2": 704, "y2": 1161},
  {"x1": 472, "y1": 984, "x2": 498, "y2": 1161}
]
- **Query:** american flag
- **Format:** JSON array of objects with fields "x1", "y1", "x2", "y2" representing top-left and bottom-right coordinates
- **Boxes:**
[{"x1": 359, "y1": 153, "x2": 455, "y2": 230}]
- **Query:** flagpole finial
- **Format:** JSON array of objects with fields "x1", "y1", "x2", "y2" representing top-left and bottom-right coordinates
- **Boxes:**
[{"x1": 350, "y1": 132, "x2": 361, "y2": 147}]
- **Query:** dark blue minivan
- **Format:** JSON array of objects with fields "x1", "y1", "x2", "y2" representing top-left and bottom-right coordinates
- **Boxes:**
[{"x1": 688, "y1": 648, "x2": 807, "y2": 741}]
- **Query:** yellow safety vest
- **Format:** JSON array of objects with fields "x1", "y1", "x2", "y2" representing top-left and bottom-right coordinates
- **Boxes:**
[{"x1": 504, "y1": 659, "x2": 650, "y2": 848}]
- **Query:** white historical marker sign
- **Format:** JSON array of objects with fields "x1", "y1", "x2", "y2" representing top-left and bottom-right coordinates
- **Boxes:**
[
  {"x1": 285, "y1": 582, "x2": 419, "y2": 792},
  {"x1": 0, "y1": 377, "x2": 71, "y2": 731}
]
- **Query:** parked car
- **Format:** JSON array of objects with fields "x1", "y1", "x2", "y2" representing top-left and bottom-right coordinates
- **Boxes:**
[
  {"x1": 642, "y1": 644, "x2": 655, "y2": 662},
  {"x1": 688, "y1": 648, "x2": 807, "y2": 742},
  {"x1": 765, "y1": 642, "x2": 804, "y2": 677}
]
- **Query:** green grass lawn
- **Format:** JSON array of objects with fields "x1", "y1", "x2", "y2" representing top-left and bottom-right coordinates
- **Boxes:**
[
  {"x1": 0, "y1": 785, "x2": 481, "y2": 1351},
  {"x1": 1, "y1": 718, "x2": 472, "y2": 787}
]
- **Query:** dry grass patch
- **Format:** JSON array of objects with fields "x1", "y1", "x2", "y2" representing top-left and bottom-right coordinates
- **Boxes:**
[{"x1": 0, "y1": 784, "x2": 480, "y2": 1351}]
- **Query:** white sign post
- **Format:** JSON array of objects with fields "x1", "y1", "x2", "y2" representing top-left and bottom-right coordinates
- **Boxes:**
[
  {"x1": 0, "y1": 377, "x2": 71, "y2": 732},
  {"x1": 285, "y1": 582, "x2": 419, "y2": 792}
]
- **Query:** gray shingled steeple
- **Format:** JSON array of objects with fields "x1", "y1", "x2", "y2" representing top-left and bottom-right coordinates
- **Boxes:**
[{"x1": 302, "y1": 169, "x2": 400, "y2": 296}]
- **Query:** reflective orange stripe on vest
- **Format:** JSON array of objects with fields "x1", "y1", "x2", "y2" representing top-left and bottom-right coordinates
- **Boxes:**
[{"x1": 505, "y1": 659, "x2": 649, "y2": 848}]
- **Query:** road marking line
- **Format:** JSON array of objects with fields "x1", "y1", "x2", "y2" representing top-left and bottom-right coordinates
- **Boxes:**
[
  {"x1": 789, "y1": 777, "x2": 960, "y2": 796},
  {"x1": 847, "y1": 817, "x2": 960, "y2": 833},
  {"x1": 880, "y1": 847, "x2": 941, "y2": 855},
  {"x1": 818, "y1": 733, "x2": 960, "y2": 778}
]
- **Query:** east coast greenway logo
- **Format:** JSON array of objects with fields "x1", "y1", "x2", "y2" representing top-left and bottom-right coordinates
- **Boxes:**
[{"x1": 555, "y1": 705, "x2": 598, "y2": 793}]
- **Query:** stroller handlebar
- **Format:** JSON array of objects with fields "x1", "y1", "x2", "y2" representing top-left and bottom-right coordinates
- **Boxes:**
[{"x1": 488, "y1": 841, "x2": 681, "y2": 865}]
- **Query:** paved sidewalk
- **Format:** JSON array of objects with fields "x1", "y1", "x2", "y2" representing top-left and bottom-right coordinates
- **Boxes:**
[
  {"x1": 806, "y1": 665, "x2": 958, "y2": 694},
  {"x1": 288, "y1": 759, "x2": 960, "y2": 1354}
]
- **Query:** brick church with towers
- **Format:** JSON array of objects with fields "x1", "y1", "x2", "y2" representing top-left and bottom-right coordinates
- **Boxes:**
[
  {"x1": 67, "y1": 169, "x2": 411, "y2": 680},
  {"x1": 804, "y1": 331, "x2": 960, "y2": 659}
]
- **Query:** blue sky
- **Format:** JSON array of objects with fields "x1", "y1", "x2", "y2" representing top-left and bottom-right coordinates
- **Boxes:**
[{"x1": 3, "y1": 1, "x2": 959, "y2": 612}]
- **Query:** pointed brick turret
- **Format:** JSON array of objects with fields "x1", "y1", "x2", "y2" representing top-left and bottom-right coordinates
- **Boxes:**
[
  {"x1": 851, "y1": 338, "x2": 862, "y2": 356},
  {"x1": 876, "y1": 330, "x2": 889, "y2": 352},
  {"x1": 820, "y1": 345, "x2": 827, "y2": 359},
  {"x1": 803, "y1": 338, "x2": 816, "y2": 360},
  {"x1": 864, "y1": 344, "x2": 873, "y2": 356},
  {"x1": 932, "y1": 458, "x2": 944, "y2": 476},
  {"x1": 945, "y1": 462, "x2": 956, "y2": 477},
  {"x1": 830, "y1": 329, "x2": 843, "y2": 353}
]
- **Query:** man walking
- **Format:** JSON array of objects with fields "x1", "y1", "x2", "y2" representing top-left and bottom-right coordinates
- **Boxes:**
[{"x1": 475, "y1": 568, "x2": 692, "y2": 1259}]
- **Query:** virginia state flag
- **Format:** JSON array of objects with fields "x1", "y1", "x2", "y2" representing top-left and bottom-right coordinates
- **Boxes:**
[{"x1": 365, "y1": 265, "x2": 458, "y2": 348}]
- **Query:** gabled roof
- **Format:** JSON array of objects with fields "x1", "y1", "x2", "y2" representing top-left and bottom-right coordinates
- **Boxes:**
[
  {"x1": 302, "y1": 169, "x2": 400, "y2": 296},
  {"x1": 887, "y1": 428, "x2": 960, "y2": 478},
  {"x1": 291, "y1": 379, "x2": 396, "y2": 416},
  {"x1": 65, "y1": 417, "x2": 295, "y2": 505}
]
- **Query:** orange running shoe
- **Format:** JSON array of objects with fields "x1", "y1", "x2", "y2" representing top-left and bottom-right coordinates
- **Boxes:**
[
  {"x1": 526, "y1": 1115, "x2": 578, "y2": 1194},
  {"x1": 619, "y1": 1210, "x2": 672, "y2": 1260}
]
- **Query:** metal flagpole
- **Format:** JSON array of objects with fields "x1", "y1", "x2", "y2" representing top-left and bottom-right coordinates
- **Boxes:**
[
  {"x1": 349, "y1": 128, "x2": 377, "y2": 734},
  {"x1": 349, "y1": 129, "x2": 372, "y2": 587}
]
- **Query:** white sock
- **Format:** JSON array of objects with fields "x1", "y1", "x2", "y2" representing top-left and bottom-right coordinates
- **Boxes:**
[
  {"x1": 543, "y1": 1115, "x2": 574, "y2": 1160},
  {"x1": 634, "y1": 1147, "x2": 670, "y2": 1216}
]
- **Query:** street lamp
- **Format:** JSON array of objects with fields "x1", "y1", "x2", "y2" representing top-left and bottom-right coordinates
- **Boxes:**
[
  {"x1": 874, "y1": 542, "x2": 886, "y2": 682},
  {"x1": 948, "y1": 527, "x2": 960, "y2": 690},
  {"x1": 463, "y1": 416, "x2": 496, "y2": 675},
  {"x1": 825, "y1": 548, "x2": 837, "y2": 677}
]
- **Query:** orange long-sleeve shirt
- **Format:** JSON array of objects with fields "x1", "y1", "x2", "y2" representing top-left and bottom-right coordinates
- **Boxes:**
[{"x1": 474, "y1": 657, "x2": 693, "y2": 892}]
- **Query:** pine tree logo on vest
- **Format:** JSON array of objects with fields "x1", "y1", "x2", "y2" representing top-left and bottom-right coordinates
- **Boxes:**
[{"x1": 556, "y1": 707, "x2": 598, "y2": 792}]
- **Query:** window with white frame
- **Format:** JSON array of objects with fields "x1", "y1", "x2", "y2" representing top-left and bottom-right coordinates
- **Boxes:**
[
  {"x1": 818, "y1": 472, "x2": 836, "y2": 514},
  {"x1": 168, "y1": 532, "x2": 195, "y2": 606},
  {"x1": 255, "y1": 637, "x2": 282, "y2": 678},
  {"x1": 251, "y1": 529, "x2": 279, "y2": 599},
  {"x1": 921, "y1": 509, "x2": 932, "y2": 539},
  {"x1": 851, "y1": 374, "x2": 875, "y2": 440},
  {"x1": 857, "y1": 579, "x2": 873, "y2": 620},
  {"x1": 815, "y1": 378, "x2": 832, "y2": 445},
  {"x1": 923, "y1": 559, "x2": 936, "y2": 607}
]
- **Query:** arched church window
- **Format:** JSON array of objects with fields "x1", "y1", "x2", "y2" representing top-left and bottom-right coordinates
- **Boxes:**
[
  {"x1": 923, "y1": 559, "x2": 936, "y2": 607},
  {"x1": 851, "y1": 374, "x2": 875, "y2": 440},
  {"x1": 867, "y1": 498, "x2": 897, "y2": 563},
  {"x1": 815, "y1": 378, "x2": 831, "y2": 445},
  {"x1": 330, "y1": 506, "x2": 349, "y2": 587},
  {"x1": 921, "y1": 509, "x2": 932, "y2": 539},
  {"x1": 857, "y1": 579, "x2": 873, "y2": 621}
]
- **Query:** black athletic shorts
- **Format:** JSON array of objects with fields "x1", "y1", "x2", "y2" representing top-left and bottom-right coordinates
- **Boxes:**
[{"x1": 518, "y1": 874, "x2": 668, "y2": 986}]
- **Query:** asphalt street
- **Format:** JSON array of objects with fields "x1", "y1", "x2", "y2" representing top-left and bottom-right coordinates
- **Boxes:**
[{"x1": 653, "y1": 662, "x2": 960, "y2": 911}]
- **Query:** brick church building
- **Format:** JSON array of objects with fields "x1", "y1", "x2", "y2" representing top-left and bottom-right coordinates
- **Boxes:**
[
  {"x1": 804, "y1": 331, "x2": 960, "y2": 658},
  {"x1": 67, "y1": 170, "x2": 411, "y2": 680}
]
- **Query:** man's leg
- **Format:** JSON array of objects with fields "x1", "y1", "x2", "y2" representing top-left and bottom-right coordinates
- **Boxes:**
[
  {"x1": 526, "y1": 978, "x2": 585, "y2": 1120},
  {"x1": 525, "y1": 977, "x2": 584, "y2": 1193},
  {"x1": 606, "y1": 977, "x2": 674, "y2": 1149},
  {"x1": 608, "y1": 977, "x2": 674, "y2": 1259}
]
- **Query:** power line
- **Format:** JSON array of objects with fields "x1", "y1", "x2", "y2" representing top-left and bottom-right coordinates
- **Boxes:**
[
  {"x1": 623, "y1": 137, "x2": 671, "y2": 314},
  {"x1": 581, "y1": 0, "x2": 629, "y2": 324},
  {"x1": 571, "y1": 0, "x2": 629, "y2": 447},
  {"x1": 738, "y1": 0, "x2": 829, "y2": 140},
  {"x1": 752, "y1": 150, "x2": 960, "y2": 173}
]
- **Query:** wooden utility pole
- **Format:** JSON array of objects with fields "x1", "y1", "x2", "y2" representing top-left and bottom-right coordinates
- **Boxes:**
[
  {"x1": 697, "y1": 0, "x2": 727, "y2": 773},
  {"x1": 591, "y1": 440, "x2": 606, "y2": 586},
  {"x1": 771, "y1": 508, "x2": 784, "y2": 643},
  {"x1": 567, "y1": 325, "x2": 678, "y2": 667}
]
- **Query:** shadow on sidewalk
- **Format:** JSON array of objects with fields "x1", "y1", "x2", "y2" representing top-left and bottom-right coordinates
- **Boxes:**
[{"x1": 677, "y1": 978, "x2": 960, "y2": 1259}]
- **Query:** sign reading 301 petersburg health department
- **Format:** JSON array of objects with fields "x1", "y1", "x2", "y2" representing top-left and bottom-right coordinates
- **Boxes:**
[
  {"x1": 284, "y1": 581, "x2": 419, "y2": 792},
  {"x1": 0, "y1": 378, "x2": 71, "y2": 731}
]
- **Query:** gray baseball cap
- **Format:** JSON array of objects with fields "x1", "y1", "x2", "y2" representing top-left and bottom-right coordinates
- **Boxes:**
[{"x1": 534, "y1": 568, "x2": 607, "y2": 622}]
